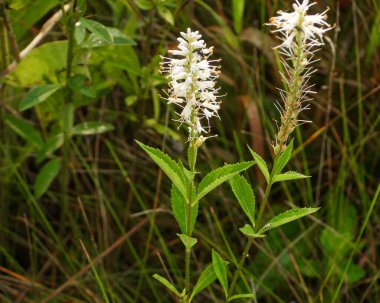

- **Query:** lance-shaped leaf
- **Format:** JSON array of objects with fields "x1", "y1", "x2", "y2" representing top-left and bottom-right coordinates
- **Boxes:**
[
  {"x1": 152, "y1": 274, "x2": 180, "y2": 297},
  {"x1": 196, "y1": 161, "x2": 254, "y2": 201},
  {"x1": 137, "y1": 141, "x2": 188, "y2": 198},
  {"x1": 272, "y1": 140, "x2": 293, "y2": 176},
  {"x1": 212, "y1": 249, "x2": 228, "y2": 297},
  {"x1": 19, "y1": 84, "x2": 61, "y2": 111},
  {"x1": 80, "y1": 18, "x2": 112, "y2": 43},
  {"x1": 272, "y1": 171, "x2": 310, "y2": 183},
  {"x1": 171, "y1": 184, "x2": 198, "y2": 235},
  {"x1": 228, "y1": 294, "x2": 255, "y2": 301},
  {"x1": 72, "y1": 121, "x2": 114, "y2": 136},
  {"x1": 4, "y1": 115, "x2": 43, "y2": 148},
  {"x1": 258, "y1": 207, "x2": 319, "y2": 234},
  {"x1": 248, "y1": 147, "x2": 270, "y2": 183},
  {"x1": 190, "y1": 265, "x2": 217, "y2": 301},
  {"x1": 229, "y1": 175, "x2": 255, "y2": 226},
  {"x1": 34, "y1": 158, "x2": 61, "y2": 198}
]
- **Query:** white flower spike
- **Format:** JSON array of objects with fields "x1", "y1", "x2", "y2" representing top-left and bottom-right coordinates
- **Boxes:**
[
  {"x1": 266, "y1": 1, "x2": 331, "y2": 155},
  {"x1": 268, "y1": 0, "x2": 331, "y2": 49},
  {"x1": 160, "y1": 28, "x2": 221, "y2": 142}
]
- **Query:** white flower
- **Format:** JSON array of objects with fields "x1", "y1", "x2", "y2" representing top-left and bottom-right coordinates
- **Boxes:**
[
  {"x1": 268, "y1": 0, "x2": 331, "y2": 49},
  {"x1": 160, "y1": 28, "x2": 221, "y2": 141}
]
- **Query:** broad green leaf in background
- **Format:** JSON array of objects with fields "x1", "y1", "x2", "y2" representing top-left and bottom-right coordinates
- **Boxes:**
[
  {"x1": 258, "y1": 207, "x2": 319, "y2": 234},
  {"x1": 80, "y1": 18, "x2": 113, "y2": 44},
  {"x1": 171, "y1": 185, "x2": 198, "y2": 235},
  {"x1": 196, "y1": 161, "x2": 254, "y2": 201},
  {"x1": 135, "y1": 0, "x2": 154, "y2": 10},
  {"x1": 232, "y1": 0, "x2": 245, "y2": 33},
  {"x1": 152, "y1": 274, "x2": 180, "y2": 297},
  {"x1": 19, "y1": 84, "x2": 61, "y2": 111},
  {"x1": 177, "y1": 234, "x2": 197, "y2": 249},
  {"x1": 4, "y1": 115, "x2": 43, "y2": 148},
  {"x1": 272, "y1": 140, "x2": 294, "y2": 176},
  {"x1": 36, "y1": 133, "x2": 65, "y2": 163},
  {"x1": 190, "y1": 265, "x2": 217, "y2": 301},
  {"x1": 228, "y1": 294, "x2": 255, "y2": 302},
  {"x1": 72, "y1": 121, "x2": 114, "y2": 136},
  {"x1": 34, "y1": 158, "x2": 61, "y2": 198},
  {"x1": 157, "y1": 6, "x2": 174, "y2": 25},
  {"x1": 239, "y1": 224, "x2": 265, "y2": 238},
  {"x1": 136, "y1": 141, "x2": 188, "y2": 198},
  {"x1": 248, "y1": 147, "x2": 270, "y2": 183},
  {"x1": 212, "y1": 249, "x2": 228, "y2": 297},
  {"x1": 272, "y1": 171, "x2": 310, "y2": 183},
  {"x1": 80, "y1": 28, "x2": 136, "y2": 48},
  {"x1": 75, "y1": 20, "x2": 86, "y2": 45},
  {"x1": 229, "y1": 175, "x2": 255, "y2": 226}
]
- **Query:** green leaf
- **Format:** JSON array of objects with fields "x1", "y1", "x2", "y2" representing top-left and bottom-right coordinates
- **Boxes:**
[
  {"x1": 36, "y1": 133, "x2": 64, "y2": 163},
  {"x1": 272, "y1": 171, "x2": 310, "y2": 183},
  {"x1": 137, "y1": 141, "x2": 188, "y2": 198},
  {"x1": 272, "y1": 140, "x2": 293, "y2": 176},
  {"x1": 229, "y1": 175, "x2": 255, "y2": 226},
  {"x1": 4, "y1": 115, "x2": 43, "y2": 147},
  {"x1": 80, "y1": 18, "x2": 112, "y2": 44},
  {"x1": 19, "y1": 84, "x2": 61, "y2": 111},
  {"x1": 80, "y1": 28, "x2": 136, "y2": 48},
  {"x1": 72, "y1": 121, "x2": 114, "y2": 136},
  {"x1": 152, "y1": 274, "x2": 180, "y2": 297},
  {"x1": 34, "y1": 158, "x2": 61, "y2": 198},
  {"x1": 248, "y1": 147, "x2": 270, "y2": 183},
  {"x1": 135, "y1": 0, "x2": 154, "y2": 10},
  {"x1": 171, "y1": 184, "x2": 198, "y2": 235},
  {"x1": 196, "y1": 161, "x2": 254, "y2": 201},
  {"x1": 258, "y1": 207, "x2": 319, "y2": 234},
  {"x1": 157, "y1": 6, "x2": 174, "y2": 25},
  {"x1": 228, "y1": 294, "x2": 255, "y2": 301},
  {"x1": 177, "y1": 234, "x2": 197, "y2": 249},
  {"x1": 190, "y1": 265, "x2": 217, "y2": 301},
  {"x1": 232, "y1": 0, "x2": 245, "y2": 34},
  {"x1": 212, "y1": 249, "x2": 228, "y2": 297},
  {"x1": 74, "y1": 20, "x2": 86, "y2": 45},
  {"x1": 239, "y1": 224, "x2": 266, "y2": 238}
]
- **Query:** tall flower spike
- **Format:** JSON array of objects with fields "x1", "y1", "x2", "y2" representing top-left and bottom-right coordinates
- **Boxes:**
[
  {"x1": 266, "y1": 0, "x2": 331, "y2": 155},
  {"x1": 160, "y1": 28, "x2": 221, "y2": 143}
]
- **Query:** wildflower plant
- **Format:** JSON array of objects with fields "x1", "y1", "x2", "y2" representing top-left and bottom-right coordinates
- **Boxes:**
[
  {"x1": 225, "y1": 0, "x2": 331, "y2": 299},
  {"x1": 137, "y1": 28, "x2": 253, "y2": 302}
]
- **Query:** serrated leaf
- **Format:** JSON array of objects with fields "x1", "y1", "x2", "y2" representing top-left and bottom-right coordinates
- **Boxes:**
[
  {"x1": 212, "y1": 249, "x2": 228, "y2": 297},
  {"x1": 228, "y1": 294, "x2": 255, "y2": 301},
  {"x1": 248, "y1": 147, "x2": 270, "y2": 183},
  {"x1": 34, "y1": 158, "x2": 61, "y2": 198},
  {"x1": 272, "y1": 140, "x2": 293, "y2": 176},
  {"x1": 229, "y1": 175, "x2": 255, "y2": 226},
  {"x1": 239, "y1": 224, "x2": 266, "y2": 238},
  {"x1": 190, "y1": 265, "x2": 217, "y2": 301},
  {"x1": 4, "y1": 115, "x2": 43, "y2": 147},
  {"x1": 137, "y1": 141, "x2": 188, "y2": 198},
  {"x1": 258, "y1": 207, "x2": 319, "y2": 234},
  {"x1": 272, "y1": 171, "x2": 310, "y2": 183},
  {"x1": 19, "y1": 84, "x2": 61, "y2": 111},
  {"x1": 171, "y1": 184, "x2": 198, "y2": 235},
  {"x1": 80, "y1": 18, "x2": 112, "y2": 44},
  {"x1": 152, "y1": 274, "x2": 180, "y2": 297},
  {"x1": 72, "y1": 121, "x2": 114, "y2": 136},
  {"x1": 177, "y1": 234, "x2": 197, "y2": 249},
  {"x1": 196, "y1": 161, "x2": 254, "y2": 201}
]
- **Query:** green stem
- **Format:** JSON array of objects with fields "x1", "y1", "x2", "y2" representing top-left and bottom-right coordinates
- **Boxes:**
[
  {"x1": 227, "y1": 237, "x2": 254, "y2": 298},
  {"x1": 185, "y1": 142, "x2": 197, "y2": 299}
]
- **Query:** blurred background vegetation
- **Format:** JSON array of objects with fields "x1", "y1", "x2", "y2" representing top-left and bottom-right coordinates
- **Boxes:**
[{"x1": 0, "y1": 0, "x2": 379, "y2": 302}]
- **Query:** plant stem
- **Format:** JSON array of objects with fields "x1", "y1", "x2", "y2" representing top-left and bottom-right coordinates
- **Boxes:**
[
  {"x1": 227, "y1": 180, "x2": 272, "y2": 298},
  {"x1": 185, "y1": 142, "x2": 197, "y2": 299}
]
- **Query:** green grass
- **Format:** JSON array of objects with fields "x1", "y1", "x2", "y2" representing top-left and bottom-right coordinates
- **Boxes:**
[{"x1": 0, "y1": 0, "x2": 379, "y2": 302}]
